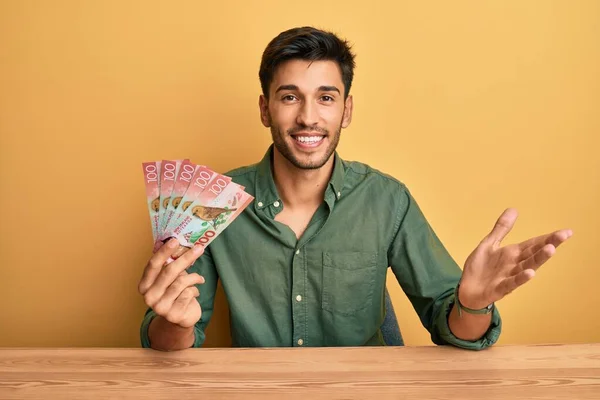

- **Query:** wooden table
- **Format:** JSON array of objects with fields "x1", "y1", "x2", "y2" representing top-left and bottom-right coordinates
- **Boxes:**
[{"x1": 0, "y1": 344, "x2": 599, "y2": 399}]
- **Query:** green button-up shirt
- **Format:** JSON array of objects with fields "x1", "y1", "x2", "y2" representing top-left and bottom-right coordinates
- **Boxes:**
[{"x1": 141, "y1": 146, "x2": 501, "y2": 350}]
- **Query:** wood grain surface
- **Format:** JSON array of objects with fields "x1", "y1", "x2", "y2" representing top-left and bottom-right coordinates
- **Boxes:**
[{"x1": 0, "y1": 344, "x2": 599, "y2": 399}]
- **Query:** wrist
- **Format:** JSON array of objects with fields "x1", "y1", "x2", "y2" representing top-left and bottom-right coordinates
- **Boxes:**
[
  {"x1": 455, "y1": 282, "x2": 494, "y2": 316},
  {"x1": 149, "y1": 316, "x2": 195, "y2": 351}
]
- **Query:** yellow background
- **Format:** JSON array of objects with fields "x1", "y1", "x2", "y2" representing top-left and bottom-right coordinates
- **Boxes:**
[{"x1": 1, "y1": 0, "x2": 598, "y2": 348}]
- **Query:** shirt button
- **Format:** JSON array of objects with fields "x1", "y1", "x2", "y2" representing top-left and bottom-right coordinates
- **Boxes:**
[
  {"x1": 297, "y1": 339, "x2": 304, "y2": 346},
  {"x1": 257, "y1": 201, "x2": 264, "y2": 207},
  {"x1": 295, "y1": 249, "x2": 300, "y2": 255},
  {"x1": 296, "y1": 295, "x2": 302, "y2": 302},
  {"x1": 337, "y1": 191, "x2": 341, "y2": 198},
  {"x1": 273, "y1": 201, "x2": 280, "y2": 207}
]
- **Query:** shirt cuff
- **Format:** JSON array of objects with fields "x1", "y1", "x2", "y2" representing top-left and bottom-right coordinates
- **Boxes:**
[
  {"x1": 433, "y1": 294, "x2": 502, "y2": 350},
  {"x1": 140, "y1": 309, "x2": 157, "y2": 348}
]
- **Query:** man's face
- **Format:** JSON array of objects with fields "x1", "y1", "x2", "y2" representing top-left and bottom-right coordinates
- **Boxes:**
[{"x1": 259, "y1": 60, "x2": 353, "y2": 170}]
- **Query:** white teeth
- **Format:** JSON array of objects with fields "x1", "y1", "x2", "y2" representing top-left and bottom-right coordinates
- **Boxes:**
[{"x1": 295, "y1": 136, "x2": 323, "y2": 143}]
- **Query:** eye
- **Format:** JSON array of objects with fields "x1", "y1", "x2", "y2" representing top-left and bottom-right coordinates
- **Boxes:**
[
  {"x1": 321, "y1": 95, "x2": 334, "y2": 102},
  {"x1": 282, "y1": 94, "x2": 297, "y2": 102}
]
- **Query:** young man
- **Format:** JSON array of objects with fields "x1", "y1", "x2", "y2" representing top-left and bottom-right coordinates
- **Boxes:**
[{"x1": 138, "y1": 27, "x2": 572, "y2": 351}]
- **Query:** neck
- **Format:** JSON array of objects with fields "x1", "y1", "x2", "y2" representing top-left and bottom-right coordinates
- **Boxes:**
[{"x1": 272, "y1": 148, "x2": 334, "y2": 210}]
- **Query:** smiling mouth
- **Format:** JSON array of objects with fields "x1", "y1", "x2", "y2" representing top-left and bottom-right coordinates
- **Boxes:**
[{"x1": 292, "y1": 135, "x2": 325, "y2": 144}]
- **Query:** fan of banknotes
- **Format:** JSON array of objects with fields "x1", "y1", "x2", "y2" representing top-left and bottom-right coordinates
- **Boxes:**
[{"x1": 142, "y1": 159, "x2": 254, "y2": 259}]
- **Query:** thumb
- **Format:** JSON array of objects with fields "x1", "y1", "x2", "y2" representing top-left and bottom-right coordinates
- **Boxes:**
[{"x1": 485, "y1": 208, "x2": 518, "y2": 247}]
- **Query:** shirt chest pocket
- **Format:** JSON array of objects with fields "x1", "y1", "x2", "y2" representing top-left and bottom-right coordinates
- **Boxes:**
[{"x1": 321, "y1": 251, "x2": 378, "y2": 316}]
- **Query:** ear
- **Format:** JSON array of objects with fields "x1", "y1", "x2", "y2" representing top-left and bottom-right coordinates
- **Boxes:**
[
  {"x1": 259, "y1": 95, "x2": 271, "y2": 128},
  {"x1": 341, "y1": 95, "x2": 353, "y2": 128}
]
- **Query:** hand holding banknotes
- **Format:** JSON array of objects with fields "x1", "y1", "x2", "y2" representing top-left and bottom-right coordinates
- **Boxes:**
[
  {"x1": 138, "y1": 238, "x2": 206, "y2": 329},
  {"x1": 138, "y1": 159, "x2": 254, "y2": 348}
]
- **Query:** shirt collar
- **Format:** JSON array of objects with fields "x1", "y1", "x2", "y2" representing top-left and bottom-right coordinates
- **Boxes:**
[{"x1": 254, "y1": 145, "x2": 346, "y2": 213}]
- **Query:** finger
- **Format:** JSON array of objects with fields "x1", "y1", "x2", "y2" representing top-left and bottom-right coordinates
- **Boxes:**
[
  {"x1": 519, "y1": 243, "x2": 556, "y2": 271},
  {"x1": 518, "y1": 229, "x2": 572, "y2": 261},
  {"x1": 138, "y1": 238, "x2": 180, "y2": 295},
  {"x1": 498, "y1": 268, "x2": 536, "y2": 296},
  {"x1": 171, "y1": 244, "x2": 192, "y2": 260},
  {"x1": 165, "y1": 287, "x2": 200, "y2": 325},
  {"x1": 509, "y1": 243, "x2": 556, "y2": 276},
  {"x1": 152, "y1": 273, "x2": 205, "y2": 316},
  {"x1": 485, "y1": 208, "x2": 518, "y2": 247},
  {"x1": 174, "y1": 293, "x2": 203, "y2": 327},
  {"x1": 143, "y1": 245, "x2": 205, "y2": 304},
  {"x1": 164, "y1": 253, "x2": 198, "y2": 266},
  {"x1": 155, "y1": 244, "x2": 204, "y2": 287},
  {"x1": 518, "y1": 229, "x2": 572, "y2": 250}
]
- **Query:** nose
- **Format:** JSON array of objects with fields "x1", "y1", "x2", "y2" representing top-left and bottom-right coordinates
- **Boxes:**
[{"x1": 296, "y1": 100, "x2": 319, "y2": 127}]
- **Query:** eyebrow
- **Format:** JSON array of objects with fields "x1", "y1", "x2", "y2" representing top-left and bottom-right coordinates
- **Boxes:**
[
  {"x1": 318, "y1": 85, "x2": 341, "y2": 94},
  {"x1": 275, "y1": 84, "x2": 341, "y2": 94}
]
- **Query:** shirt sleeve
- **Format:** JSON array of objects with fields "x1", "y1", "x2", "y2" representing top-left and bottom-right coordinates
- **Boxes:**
[
  {"x1": 387, "y1": 187, "x2": 502, "y2": 350},
  {"x1": 140, "y1": 247, "x2": 220, "y2": 348}
]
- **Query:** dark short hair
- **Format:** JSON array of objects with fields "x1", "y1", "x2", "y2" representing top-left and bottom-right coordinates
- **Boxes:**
[{"x1": 259, "y1": 26, "x2": 356, "y2": 99}]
